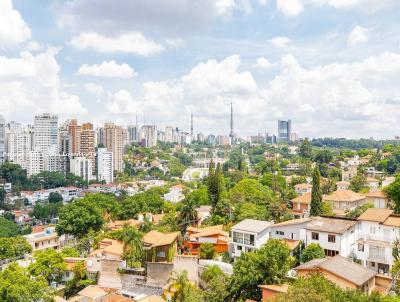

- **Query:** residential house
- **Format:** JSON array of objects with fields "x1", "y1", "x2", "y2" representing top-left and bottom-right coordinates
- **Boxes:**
[
  {"x1": 195, "y1": 205, "x2": 212, "y2": 225},
  {"x1": 342, "y1": 165, "x2": 358, "y2": 182},
  {"x1": 336, "y1": 181, "x2": 350, "y2": 191},
  {"x1": 24, "y1": 226, "x2": 69, "y2": 252},
  {"x1": 270, "y1": 218, "x2": 311, "y2": 241},
  {"x1": 143, "y1": 231, "x2": 179, "y2": 262},
  {"x1": 107, "y1": 219, "x2": 142, "y2": 231},
  {"x1": 366, "y1": 177, "x2": 380, "y2": 189},
  {"x1": 184, "y1": 225, "x2": 229, "y2": 256},
  {"x1": 303, "y1": 216, "x2": 357, "y2": 257},
  {"x1": 230, "y1": 219, "x2": 273, "y2": 259},
  {"x1": 382, "y1": 177, "x2": 395, "y2": 188},
  {"x1": 290, "y1": 193, "x2": 311, "y2": 218},
  {"x1": 356, "y1": 208, "x2": 400, "y2": 274},
  {"x1": 294, "y1": 183, "x2": 312, "y2": 196},
  {"x1": 163, "y1": 185, "x2": 185, "y2": 204},
  {"x1": 323, "y1": 190, "x2": 367, "y2": 216},
  {"x1": 362, "y1": 190, "x2": 389, "y2": 209},
  {"x1": 258, "y1": 284, "x2": 289, "y2": 302},
  {"x1": 366, "y1": 167, "x2": 384, "y2": 178},
  {"x1": 138, "y1": 213, "x2": 166, "y2": 225},
  {"x1": 294, "y1": 255, "x2": 388, "y2": 294},
  {"x1": 63, "y1": 257, "x2": 87, "y2": 283}
]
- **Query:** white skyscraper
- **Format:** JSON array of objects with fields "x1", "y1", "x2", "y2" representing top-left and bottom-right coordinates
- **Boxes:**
[
  {"x1": 97, "y1": 148, "x2": 113, "y2": 183},
  {"x1": 70, "y1": 157, "x2": 93, "y2": 182},
  {"x1": 140, "y1": 125, "x2": 157, "y2": 147},
  {"x1": 5, "y1": 123, "x2": 33, "y2": 169},
  {"x1": 0, "y1": 116, "x2": 6, "y2": 165},
  {"x1": 165, "y1": 126, "x2": 174, "y2": 143},
  {"x1": 33, "y1": 113, "x2": 58, "y2": 152}
]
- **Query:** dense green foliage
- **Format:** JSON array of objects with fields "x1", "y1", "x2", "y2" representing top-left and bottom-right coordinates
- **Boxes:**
[
  {"x1": 29, "y1": 248, "x2": 67, "y2": 283},
  {"x1": 310, "y1": 167, "x2": 323, "y2": 216},
  {"x1": 385, "y1": 175, "x2": 400, "y2": 213},
  {"x1": 199, "y1": 243, "x2": 215, "y2": 259},
  {"x1": 0, "y1": 236, "x2": 32, "y2": 260},
  {"x1": 0, "y1": 217, "x2": 22, "y2": 237},
  {"x1": 300, "y1": 243, "x2": 325, "y2": 263}
]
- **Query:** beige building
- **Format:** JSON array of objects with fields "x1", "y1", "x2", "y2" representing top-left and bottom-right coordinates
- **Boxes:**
[
  {"x1": 104, "y1": 123, "x2": 124, "y2": 172},
  {"x1": 80, "y1": 123, "x2": 95, "y2": 174},
  {"x1": 323, "y1": 189, "x2": 366, "y2": 215},
  {"x1": 68, "y1": 119, "x2": 81, "y2": 154}
]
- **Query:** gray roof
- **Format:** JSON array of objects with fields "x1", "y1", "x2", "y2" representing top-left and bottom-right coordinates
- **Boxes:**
[
  {"x1": 199, "y1": 259, "x2": 233, "y2": 275},
  {"x1": 305, "y1": 217, "x2": 356, "y2": 234},
  {"x1": 295, "y1": 255, "x2": 376, "y2": 286},
  {"x1": 231, "y1": 219, "x2": 273, "y2": 234}
]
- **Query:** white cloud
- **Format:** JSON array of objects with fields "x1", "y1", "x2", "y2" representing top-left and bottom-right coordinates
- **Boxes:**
[
  {"x1": 270, "y1": 36, "x2": 292, "y2": 48},
  {"x1": 84, "y1": 83, "x2": 105, "y2": 95},
  {"x1": 348, "y1": 26, "x2": 369, "y2": 47},
  {"x1": 277, "y1": 0, "x2": 303, "y2": 16},
  {"x1": 215, "y1": 0, "x2": 236, "y2": 16},
  {"x1": 258, "y1": 0, "x2": 268, "y2": 5},
  {"x1": 253, "y1": 57, "x2": 276, "y2": 69},
  {"x1": 0, "y1": 0, "x2": 31, "y2": 47},
  {"x1": 0, "y1": 48, "x2": 86, "y2": 120},
  {"x1": 77, "y1": 61, "x2": 136, "y2": 78},
  {"x1": 165, "y1": 38, "x2": 186, "y2": 49},
  {"x1": 70, "y1": 32, "x2": 164, "y2": 56},
  {"x1": 311, "y1": 0, "x2": 397, "y2": 14}
]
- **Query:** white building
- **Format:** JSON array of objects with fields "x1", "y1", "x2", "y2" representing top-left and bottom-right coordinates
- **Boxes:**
[
  {"x1": 26, "y1": 151, "x2": 44, "y2": 177},
  {"x1": 5, "y1": 123, "x2": 33, "y2": 169},
  {"x1": 355, "y1": 208, "x2": 399, "y2": 275},
  {"x1": 230, "y1": 219, "x2": 273, "y2": 259},
  {"x1": 270, "y1": 218, "x2": 310, "y2": 241},
  {"x1": 294, "y1": 183, "x2": 312, "y2": 196},
  {"x1": 33, "y1": 113, "x2": 58, "y2": 153},
  {"x1": 163, "y1": 185, "x2": 185, "y2": 203},
  {"x1": 303, "y1": 217, "x2": 357, "y2": 258},
  {"x1": 165, "y1": 126, "x2": 174, "y2": 143},
  {"x1": 140, "y1": 125, "x2": 157, "y2": 147},
  {"x1": 70, "y1": 157, "x2": 93, "y2": 182},
  {"x1": 0, "y1": 115, "x2": 5, "y2": 165},
  {"x1": 97, "y1": 148, "x2": 113, "y2": 183}
]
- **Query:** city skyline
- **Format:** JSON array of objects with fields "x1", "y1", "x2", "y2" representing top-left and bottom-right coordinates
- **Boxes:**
[{"x1": 1, "y1": 1, "x2": 400, "y2": 138}]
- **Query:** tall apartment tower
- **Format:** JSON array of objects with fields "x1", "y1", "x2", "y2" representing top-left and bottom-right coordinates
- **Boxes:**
[
  {"x1": 80, "y1": 123, "x2": 96, "y2": 174},
  {"x1": 229, "y1": 102, "x2": 235, "y2": 143},
  {"x1": 127, "y1": 125, "x2": 139, "y2": 143},
  {"x1": 33, "y1": 113, "x2": 58, "y2": 153},
  {"x1": 59, "y1": 123, "x2": 71, "y2": 174},
  {"x1": 140, "y1": 125, "x2": 157, "y2": 147},
  {"x1": 70, "y1": 157, "x2": 93, "y2": 182},
  {"x1": 0, "y1": 116, "x2": 5, "y2": 165},
  {"x1": 5, "y1": 122, "x2": 33, "y2": 169},
  {"x1": 68, "y1": 119, "x2": 81, "y2": 154},
  {"x1": 278, "y1": 120, "x2": 292, "y2": 143},
  {"x1": 97, "y1": 148, "x2": 113, "y2": 183},
  {"x1": 104, "y1": 123, "x2": 123, "y2": 172}
]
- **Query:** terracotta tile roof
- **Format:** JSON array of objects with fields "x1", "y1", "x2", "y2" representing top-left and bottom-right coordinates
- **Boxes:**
[
  {"x1": 143, "y1": 231, "x2": 179, "y2": 247},
  {"x1": 77, "y1": 285, "x2": 107, "y2": 299},
  {"x1": 291, "y1": 192, "x2": 312, "y2": 204},
  {"x1": 383, "y1": 215, "x2": 400, "y2": 227},
  {"x1": 64, "y1": 257, "x2": 86, "y2": 271},
  {"x1": 187, "y1": 225, "x2": 224, "y2": 233},
  {"x1": 295, "y1": 183, "x2": 312, "y2": 190},
  {"x1": 258, "y1": 284, "x2": 289, "y2": 293},
  {"x1": 362, "y1": 190, "x2": 386, "y2": 198},
  {"x1": 106, "y1": 293, "x2": 134, "y2": 302},
  {"x1": 358, "y1": 208, "x2": 393, "y2": 223},
  {"x1": 90, "y1": 238, "x2": 123, "y2": 257},
  {"x1": 323, "y1": 190, "x2": 365, "y2": 202},
  {"x1": 107, "y1": 219, "x2": 141, "y2": 231},
  {"x1": 152, "y1": 214, "x2": 165, "y2": 224},
  {"x1": 305, "y1": 217, "x2": 356, "y2": 234}
]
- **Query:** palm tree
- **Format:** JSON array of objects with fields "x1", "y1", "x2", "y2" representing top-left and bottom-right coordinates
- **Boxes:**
[
  {"x1": 167, "y1": 270, "x2": 191, "y2": 302},
  {"x1": 178, "y1": 199, "x2": 198, "y2": 232},
  {"x1": 116, "y1": 224, "x2": 143, "y2": 268}
]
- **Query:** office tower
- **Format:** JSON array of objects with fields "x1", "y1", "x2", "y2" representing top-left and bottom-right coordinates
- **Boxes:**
[
  {"x1": 80, "y1": 123, "x2": 95, "y2": 174},
  {"x1": 191, "y1": 112, "x2": 194, "y2": 137},
  {"x1": 278, "y1": 120, "x2": 292, "y2": 143},
  {"x1": 97, "y1": 127, "x2": 104, "y2": 146},
  {"x1": 27, "y1": 151, "x2": 43, "y2": 176},
  {"x1": 127, "y1": 125, "x2": 139, "y2": 143},
  {"x1": 157, "y1": 130, "x2": 165, "y2": 142},
  {"x1": 70, "y1": 157, "x2": 93, "y2": 182},
  {"x1": 265, "y1": 133, "x2": 277, "y2": 144},
  {"x1": 229, "y1": 102, "x2": 234, "y2": 141},
  {"x1": 59, "y1": 124, "x2": 71, "y2": 174},
  {"x1": 104, "y1": 123, "x2": 123, "y2": 172},
  {"x1": 122, "y1": 128, "x2": 129, "y2": 147},
  {"x1": 165, "y1": 126, "x2": 174, "y2": 143},
  {"x1": 0, "y1": 116, "x2": 6, "y2": 165},
  {"x1": 217, "y1": 135, "x2": 230, "y2": 146},
  {"x1": 180, "y1": 132, "x2": 191, "y2": 145},
  {"x1": 68, "y1": 119, "x2": 81, "y2": 154},
  {"x1": 140, "y1": 125, "x2": 157, "y2": 147},
  {"x1": 97, "y1": 148, "x2": 113, "y2": 183},
  {"x1": 197, "y1": 133, "x2": 205, "y2": 142},
  {"x1": 5, "y1": 122, "x2": 33, "y2": 169},
  {"x1": 290, "y1": 132, "x2": 298, "y2": 142},
  {"x1": 33, "y1": 113, "x2": 58, "y2": 153},
  {"x1": 207, "y1": 134, "x2": 216, "y2": 145}
]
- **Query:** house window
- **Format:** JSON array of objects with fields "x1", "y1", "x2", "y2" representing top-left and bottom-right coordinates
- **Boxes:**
[
  {"x1": 358, "y1": 243, "x2": 364, "y2": 252},
  {"x1": 328, "y1": 234, "x2": 336, "y2": 243},
  {"x1": 237, "y1": 245, "x2": 242, "y2": 251},
  {"x1": 312, "y1": 232, "x2": 319, "y2": 240},
  {"x1": 324, "y1": 249, "x2": 339, "y2": 257},
  {"x1": 275, "y1": 231, "x2": 284, "y2": 236},
  {"x1": 243, "y1": 233, "x2": 255, "y2": 246},
  {"x1": 157, "y1": 251, "x2": 166, "y2": 258}
]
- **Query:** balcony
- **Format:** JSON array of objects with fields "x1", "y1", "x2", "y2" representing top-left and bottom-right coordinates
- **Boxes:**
[{"x1": 357, "y1": 234, "x2": 392, "y2": 245}]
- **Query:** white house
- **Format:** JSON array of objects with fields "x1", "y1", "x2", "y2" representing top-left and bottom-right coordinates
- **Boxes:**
[
  {"x1": 355, "y1": 208, "x2": 399, "y2": 275},
  {"x1": 163, "y1": 185, "x2": 185, "y2": 204},
  {"x1": 270, "y1": 218, "x2": 310, "y2": 241},
  {"x1": 230, "y1": 219, "x2": 273, "y2": 259},
  {"x1": 294, "y1": 183, "x2": 312, "y2": 196},
  {"x1": 303, "y1": 217, "x2": 357, "y2": 257}
]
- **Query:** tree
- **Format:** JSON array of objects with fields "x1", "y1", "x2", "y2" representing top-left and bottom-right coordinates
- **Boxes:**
[
  {"x1": 314, "y1": 149, "x2": 333, "y2": 164},
  {"x1": 61, "y1": 246, "x2": 80, "y2": 257},
  {"x1": 299, "y1": 138, "x2": 312, "y2": 158},
  {"x1": 0, "y1": 187, "x2": 5, "y2": 201},
  {"x1": 114, "y1": 224, "x2": 143, "y2": 268},
  {"x1": 385, "y1": 175, "x2": 400, "y2": 213},
  {"x1": 178, "y1": 198, "x2": 198, "y2": 232},
  {"x1": 0, "y1": 236, "x2": 32, "y2": 260},
  {"x1": 0, "y1": 216, "x2": 22, "y2": 237},
  {"x1": 65, "y1": 261, "x2": 94, "y2": 298},
  {"x1": 56, "y1": 199, "x2": 104, "y2": 238},
  {"x1": 229, "y1": 239, "x2": 293, "y2": 301},
  {"x1": 0, "y1": 262, "x2": 54, "y2": 302},
  {"x1": 199, "y1": 243, "x2": 215, "y2": 259},
  {"x1": 167, "y1": 270, "x2": 203, "y2": 302},
  {"x1": 345, "y1": 203, "x2": 373, "y2": 218},
  {"x1": 235, "y1": 202, "x2": 268, "y2": 221},
  {"x1": 29, "y1": 248, "x2": 67, "y2": 284},
  {"x1": 200, "y1": 265, "x2": 229, "y2": 302},
  {"x1": 349, "y1": 174, "x2": 368, "y2": 192},
  {"x1": 310, "y1": 167, "x2": 323, "y2": 216},
  {"x1": 207, "y1": 161, "x2": 225, "y2": 207},
  {"x1": 300, "y1": 243, "x2": 325, "y2": 263},
  {"x1": 229, "y1": 179, "x2": 274, "y2": 206},
  {"x1": 48, "y1": 192, "x2": 63, "y2": 203}
]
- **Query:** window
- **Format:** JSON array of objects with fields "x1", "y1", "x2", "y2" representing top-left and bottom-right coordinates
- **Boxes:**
[
  {"x1": 232, "y1": 232, "x2": 243, "y2": 244},
  {"x1": 328, "y1": 234, "x2": 336, "y2": 243},
  {"x1": 243, "y1": 233, "x2": 255, "y2": 246},
  {"x1": 358, "y1": 243, "x2": 364, "y2": 252},
  {"x1": 275, "y1": 231, "x2": 284, "y2": 236},
  {"x1": 312, "y1": 232, "x2": 319, "y2": 240},
  {"x1": 237, "y1": 245, "x2": 242, "y2": 251},
  {"x1": 324, "y1": 249, "x2": 339, "y2": 257},
  {"x1": 157, "y1": 251, "x2": 166, "y2": 258}
]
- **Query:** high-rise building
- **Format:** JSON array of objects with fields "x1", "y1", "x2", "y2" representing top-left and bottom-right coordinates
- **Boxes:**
[
  {"x1": 68, "y1": 119, "x2": 81, "y2": 154},
  {"x1": 97, "y1": 127, "x2": 104, "y2": 147},
  {"x1": 229, "y1": 102, "x2": 235, "y2": 142},
  {"x1": 33, "y1": 113, "x2": 58, "y2": 153},
  {"x1": 97, "y1": 148, "x2": 113, "y2": 184},
  {"x1": 80, "y1": 123, "x2": 95, "y2": 174},
  {"x1": 59, "y1": 124, "x2": 71, "y2": 174},
  {"x1": 104, "y1": 123, "x2": 124, "y2": 172},
  {"x1": 127, "y1": 125, "x2": 139, "y2": 143},
  {"x1": 5, "y1": 122, "x2": 33, "y2": 169},
  {"x1": 197, "y1": 133, "x2": 205, "y2": 142},
  {"x1": 278, "y1": 120, "x2": 292, "y2": 143},
  {"x1": 165, "y1": 126, "x2": 174, "y2": 143},
  {"x1": 70, "y1": 157, "x2": 93, "y2": 182},
  {"x1": 0, "y1": 115, "x2": 5, "y2": 165},
  {"x1": 140, "y1": 125, "x2": 157, "y2": 147}
]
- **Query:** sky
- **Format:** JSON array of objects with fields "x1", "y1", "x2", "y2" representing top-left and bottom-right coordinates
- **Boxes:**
[{"x1": 1, "y1": 0, "x2": 400, "y2": 139}]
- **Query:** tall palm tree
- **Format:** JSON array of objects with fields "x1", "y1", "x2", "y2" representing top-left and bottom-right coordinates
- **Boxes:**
[
  {"x1": 167, "y1": 270, "x2": 191, "y2": 302},
  {"x1": 178, "y1": 199, "x2": 198, "y2": 232},
  {"x1": 116, "y1": 224, "x2": 143, "y2": 268}
]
